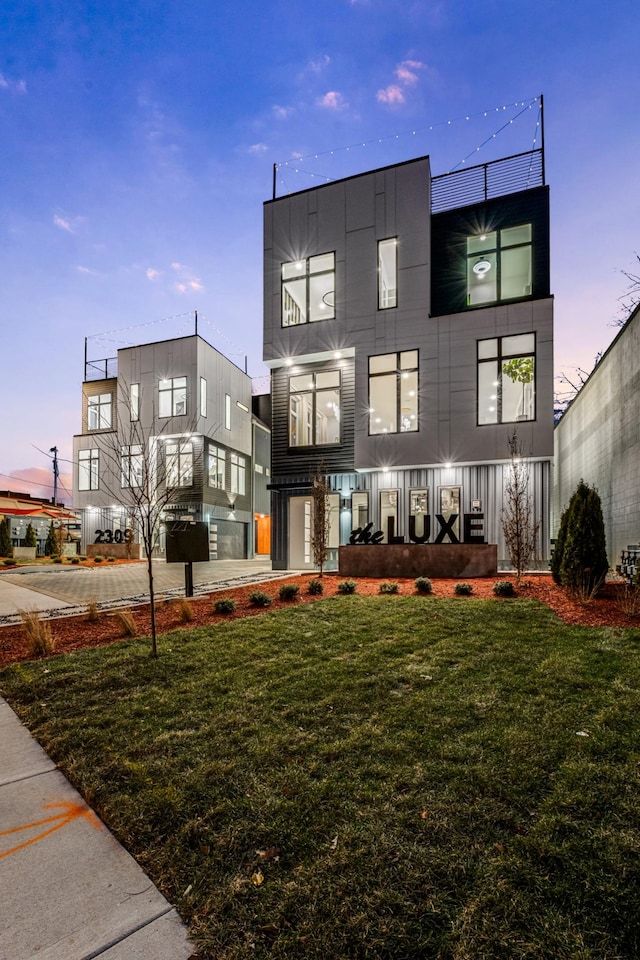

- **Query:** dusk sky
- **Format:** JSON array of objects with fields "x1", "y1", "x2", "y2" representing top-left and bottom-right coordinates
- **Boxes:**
[{"x1": 1, "y1": 0, "x2": 638, "y2": 505}]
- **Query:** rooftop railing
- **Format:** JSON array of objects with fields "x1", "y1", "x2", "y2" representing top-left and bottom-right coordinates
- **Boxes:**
[
  {"x1": 84, "y1": 357, "x2": 117, "y2": 381},
  {"x1": 431, "y1": 149, "x2": 544, "y2": 214}
]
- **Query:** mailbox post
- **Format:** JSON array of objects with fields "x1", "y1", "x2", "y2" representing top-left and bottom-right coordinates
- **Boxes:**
[{"x1": 165, "y1": 520, "x2": 210, "y2": 597}]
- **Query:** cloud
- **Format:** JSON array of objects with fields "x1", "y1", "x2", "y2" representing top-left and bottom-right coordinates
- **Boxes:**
[
  {"x1": 76, "y1": 265, "x2": 95, "y2": 275},
  {"x1": 395, "y1": 60, "x2": 425, "y2": 85},
  {"x1": 146, "y1": 267, "x2": 161, "y2": 281},
  {"x1": 3, "y1": 467, "x2": 73, "y2": 505},
  {"x1": 273, "y1": 104, "x2": 294, "y2": 120},
  {"x1": 249, "y1": 142, "x2": 268, "y2": 154},
  {"x1": 53, "y1": 214, "x2": 73, "y2": 233},
  {"x1": 318, "y1": 91, "x2": 346, "y2": 110},
  {"x1": 377, "y1": 85, "x2": 405, "y2": 105},
  {"x1": 0, "y1": 72, "x2": 27, "y2": 94},
  {"x1": 171, "y1": 261, "x2": 185, "y2": 271},
  {"x1": 170, "y1": 261, "x2": 204, "y2": 295},
  {"x1": 308, "y1": 55, "x2": 331, "y2": 74}
]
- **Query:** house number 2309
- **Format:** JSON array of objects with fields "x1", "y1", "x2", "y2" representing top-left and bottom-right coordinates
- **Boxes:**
[{"x1": 94, "y1": 528, "x2": 133, "y2": 544}]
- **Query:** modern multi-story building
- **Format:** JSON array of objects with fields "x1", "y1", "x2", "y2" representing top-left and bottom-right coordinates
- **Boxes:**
[
  {"x1": 263, "y1": 150, "x2": 553, "y2": 571},
  {"x1": 72, "y1": 332, "x2": 270, "y2": 559}
]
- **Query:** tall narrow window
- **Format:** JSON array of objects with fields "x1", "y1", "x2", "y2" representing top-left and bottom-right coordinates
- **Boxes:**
[
  {"x1": 130, "y1": 383, "x2": 140, "y2": 422},
  {"x1": 121, "y1": 444, "x2": 143, "y2": 488},
  {"x1": 78, "y1": 449, "x2": 99, "y2": 491},
  {"x1": 230, "y1": 453, "x2": 246, "y2": 496},
  {"x1": 159, "y1": 377, "x2": 187, "y2": 417},
  {"x1": 87, "y1": 393, "x2": 112, "y2": 430},
  {"x1": 165, "y1": 439, "x2": 193, "y2": 487},
  {"x1": 208, "y1": 445, "x2": 226, "y2": 489},
  {"x1": 378, "y1": 238, "x2": 397, "y2": 309},
  {"x1": 467, "y1": 224, "x2": 532, "y2": 306},
  {"x1": 380, "y1": 490, "x2": 398, "y2": 543},
  {"x1": 478, "y1": 333, "x2": 536, "y2": 425},
  {"x1": 282, "y1": 252, "x2": 335, "y2": 326},
  {"x1": 225, "y1": 393, "x2": 231, "y2": 430},
  {"x1": 289, "y1": 370, "x2": 341, "y2": 447},
  {"x1": 200, "y1": 377, "x2": 207, "y2": 417},
  {"x1": 351, "y1": 492, "x2": 369, "y2": 529},
  {"x1": 369, "y1": 351, "x2": 418, "y2": 435}
]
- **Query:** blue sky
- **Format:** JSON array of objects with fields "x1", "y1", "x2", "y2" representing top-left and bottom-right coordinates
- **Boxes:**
[{"x1": 1, "y1": 0, "x2": 639, "y2": 503}]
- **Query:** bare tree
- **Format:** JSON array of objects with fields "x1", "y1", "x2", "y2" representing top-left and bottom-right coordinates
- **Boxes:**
[
  {"x1": 614, "y1": 253, "x2": 640, "y2": 325},
  {"x1": 501, "y1": 432, "x2": 540, "y2": 582},
  {"x1": 310, "y1": 466, "x2": 331, "y2": 577},
  {"x1": 553, "y1": 354, "x2": 602, "y2": 422}
]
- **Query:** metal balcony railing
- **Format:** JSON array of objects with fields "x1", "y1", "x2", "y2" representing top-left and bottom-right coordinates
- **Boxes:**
[
  {"x1": 84, "y1": 357, "x2": 117, "y2": 381},
  {"x1": 431, "y1": 149, "x2": 544, "y2": 213}
]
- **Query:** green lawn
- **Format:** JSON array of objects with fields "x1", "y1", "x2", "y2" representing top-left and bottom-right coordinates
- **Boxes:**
[{"x1": 2, "y1": 596, "x2": 640, "y2": 959}]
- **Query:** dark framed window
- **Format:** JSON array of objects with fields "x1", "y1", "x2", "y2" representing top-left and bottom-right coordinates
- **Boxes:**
[
  {"x1": 282, "y1": 252, "x2": 335, "y2": 326},
  {"x1": 478, "y1": 333, "x2": 536, "y2": 425},
  {"x1": 165, "y1": 438, "x2": 193, "y2": 487},
  {"x1": 378, "y1": 238, "x2": 397, "y2": 309},
  {"x1": 368, "y1": 350, "x2": 418, "y2": 435},
  {"x1": 87, "y1": 393, "x2": 112, "y2": 430},
  {"x1": 208, "y1": 444, "x2": 226, "y2": 489},
  {"x1": 289, "y1": 370, "x2": 341, "y2": 447},
  {"x1": 78, "y1": 449, "x2": 99, "y2": 491},
  {"x1": 159, "y1": 377, "x2": 187, "y2": 418},
  {"x1": 230, "y1": 453, "x2": 246, "y2": 496},
  {"x1": 121, "y1": 444, "x2": 143, "y2": 488},
  {"x1": 467, "y1": 223, "x2": 532, "y2": 306}
]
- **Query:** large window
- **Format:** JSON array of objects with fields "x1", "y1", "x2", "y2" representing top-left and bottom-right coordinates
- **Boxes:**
[
  {"x1": 165, "y1": 438, "x2": 193, "y2": 487},
  {"x1": 289, "y1": 370, "x2": 341, "y2": 447},
  {"x1": 230, "y1": 453, "x2": 246, "y2": 496},
  {"x1": 478, "y1": 333, "x2": 536, "y2": 425},
  {"x1": 369, "y1": 350, "x2": 418, "y2": 435},
  {"x1": 78, "y1": 448, "x2": 99, "y2": 491},
  {"x1": 208, "y1": 444, "x2": 226, "y2": 489},
  {"x1": 467, "y1": 223, "x2": 532, "y2": 306},
  {"x1": 378, "y1": 238, "x2": 397, "y2": 309},
  {"x1": 159, "y1": 377, "x2": 187, "y2": 418},
  {"x1": 87, "y1": 393, "x2": 112, "y2": 430},
  {"x1": 282, "y1": 252, "x2": 335, "y2": 326},
  {"x1": 121, "y1": 444, "x2": 143, "y2": 488}
]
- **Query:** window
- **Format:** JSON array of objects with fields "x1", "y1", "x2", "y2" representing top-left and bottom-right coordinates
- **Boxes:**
[
  {"x1": 78, "y1": 449, "x2": 99, "y2": 491},
  {"x1": 467, "y1": 223, "x2": 532, "y2": 306},
  {"x1": 225, "y1": 394, "x2": 231, "y2": 430},
  {"x1": 289, "y1": 370, "x2": 341, "y2": 447},
  {"x1": 380, "y1": 490, "x2": 399, "y2": 543},
  {"x1": 236, "y1": 400, "x2": 249, "y2": 413},
  {"x1": 121, "y1": 444, "x2": 143, "y2": 488},
  {"x1": 439, "y1": 486, "x2": 461, "y2": 541},
  {"x1": 87, "y1": 393, "x2": 112, "y2": 430},
  {"x1": 351, "y1": 492, "x2": 369, "y2": 528},
  {"x1": 208, "y1": 444, "x2": 226, "y2": 489},
  {"x1": 230, "y1": 453, "x2": 246, "y2": 496},
  {"x1": 130, "y1": 383, "x2": 140, "y2": 422},
  {"x1": 282, "y1": 252, "x2": 335, "y2": 326},
  {"x1": 200, "y1": 378, "x2": 207, "y2": 417},
  {"x1": 165, "y1": 438, "x2": 193, "y2": 487},
  {"x1": 159, "y1": 377, "x2": 187, "y2": 418},
  {"x1": 378, "y1": 239, "x2": 397, "y2": 309},
  {"x1": 478, "y1": 333, "x2": 536, "y2": 425},
  {"x1": 369, "y1": 351, "x2": 418, "y2": 435}
]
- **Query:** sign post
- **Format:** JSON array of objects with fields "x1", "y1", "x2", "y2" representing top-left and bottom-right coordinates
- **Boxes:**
[{"x1": 165, "y1": 520, "x2": 210, "y2": 597}]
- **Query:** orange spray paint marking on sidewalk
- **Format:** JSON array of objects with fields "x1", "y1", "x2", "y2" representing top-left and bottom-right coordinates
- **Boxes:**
[{"x1": 0, "y1": 801, "x2": 102, "y2": 860}]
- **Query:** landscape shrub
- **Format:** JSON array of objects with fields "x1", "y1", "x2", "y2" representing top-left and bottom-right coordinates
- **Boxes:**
[
  {"x1": 379, "y1": 581, "x2": 399, "y2": 594},
  {"x1": 279, "y1": 583, "x2": 300, "y2": 601},
  {"x1": 53, "y1": 556, "x2": 63, "y2": 564},
  {"x1": 493, "y1": 580, "x2": 515, "y2": 597},
  {"x1": 71, "y1": 557, "x2": 80, "y2": 565},
  {"x1": 3, "y1": 558, "x2": 14, "y2": 566},
  {"x1": 107, "y1": 556, "x2": 116, "y2": 563},
  {"x1": 307, "y1": 578, "x2": 323, "y2": 595},
  {"x1": 19, "y1": 609, "x2": 55, "y2": 656},
  {"x1": 176, "y1": 598, "x2": 194, "y2": 623},
  {"x1": 24, "y1": 522, "x2": 37, "y2": 548},
  {"x1": 44, "y1": 521, "x2": 57, "y2": 557},
  {"x1": 86, "y1": 599, "x2": 100, "y2": 622},
  {"x1": 337, "y1": 579, "x2": 357, "y2": 595},
  {"x1": 454, "y1": 582, "x2": 473, "y2": 596},
  {"x1": 415, "y1": 577, "x2": 432, "y2": 594},
  {"x1": 0, "y1": 517, "x2": 13, "y2": 558},
  {"x1": 214, "y1": 598, "x2": 236, "y2": 614},
  {"x1": 558, "y1": 480, "x2": 608, "y2": 599},
  {"x1": 249, "y1": 590, "x2": 272, "y2": 607},
  {"x1": 93, "y1": 556, "x2": 104, "y2": 564},
  {"x1": 112, "y1": 608, "x2": 137, "y2": 637}
]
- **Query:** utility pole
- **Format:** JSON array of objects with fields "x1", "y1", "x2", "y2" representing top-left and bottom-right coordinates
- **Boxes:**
[{"x1": 50, "y1": 447, "x2": 59, "y2": 504}]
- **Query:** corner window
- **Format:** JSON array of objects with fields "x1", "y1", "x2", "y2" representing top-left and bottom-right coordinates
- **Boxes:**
[
  {"x1": 121, "y1": 444, "x2": 143, "y2": 488},
  {"x1": 130, "y1": 383, "x2": 140, "y2": 422},
  {"x1": 159, "y1": 377, "x2": 187, "y2": 418},
  {"x1": 88, "y1": 393, "x2": 112, "y2": 430},
  {"x1": 478, "y1": 334, "x2": 536, "y2": 425},
  {"x1": 165, "y1": 438, "x2": 193, "y2": 487},
  {"x1": 230, "y1": 453, "x2": 246, "y2": 496},
  {"x1": 378, "y1": 238, "x2": 397, "y2": 309},
  {"x1": 282, "y1": 252, "x2": 335, "y2": 326},
  {"x1": 78, "y1": 449, "x2": 99, "y2": 491},
  {"x1": 369, "y1": 351, "x2": 418, "y2": 435},
  {"x1": 200, "y1": 378, "x2": 207, "y2": 417},
  {"x1": 289, "y1": 370, "x2": 341, "y2": 447},
  {"x1": 467, "y1": 224, "x2": 532, "y2": 306},
  {"x1": 208, "y1": 445, "x2": 226, "y2": 489}
]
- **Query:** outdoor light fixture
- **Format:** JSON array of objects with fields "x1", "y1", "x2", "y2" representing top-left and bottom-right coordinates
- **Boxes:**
[{"x1": 473, "y1": 258, "x2": 492, "y2": 276}]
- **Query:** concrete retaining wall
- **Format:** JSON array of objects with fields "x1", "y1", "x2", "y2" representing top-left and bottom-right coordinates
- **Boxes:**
[
  {"x1": 339, "y1": 544, "x2": 498, "y2": 579},
  {"x1": 86, "y1": 543, "x2": 141, "y2": 560}
]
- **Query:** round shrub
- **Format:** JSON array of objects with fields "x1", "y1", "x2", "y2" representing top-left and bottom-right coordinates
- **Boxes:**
[
  {"x1": 493, "y1": 580, "x2": 515, "y2": 597},
  {"x1": 337, "y1": 579, "x2": 357, "y2": 595},
  {"x1": 107, "y1": 556, "x2": 116, "y2": 563},
  {"x1": 454, "y1": 582, "x2": 473, "y2": 596},
  {"x1": 70, "y1": 557, "x2": 80, "y2": 565},
  {"x1": 3, "y1": 558, "x2": 15, "y2": 566},
  {"x1": 93, "y1": 556, "x2": 104, "y2": 564},
  {"x1": 379, "y1": 581, "x2": 399, "y2": 594},
  {"x1": 53, "y1": 557, "x2": 63, "y2": 564},
  {"x1": 214, "y1": 597, "x2": 236, "y2": 614},
  {"x1": 279, "y1": 583, "x2": 300, "y2": 601},
  {"x1": 249, "y1": 590, "x2": 272, "y2": 608},
  {"x1": 307, "y1": 578, "x2": 324, "y2": 595},
  {"x1": 415, "y1": 577, "x2": 432, "y2": 595}
]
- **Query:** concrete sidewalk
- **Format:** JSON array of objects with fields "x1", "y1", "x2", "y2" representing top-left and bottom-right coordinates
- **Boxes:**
[{"x1": 0, "y1": 696, "x2": 197, "y2": 960}]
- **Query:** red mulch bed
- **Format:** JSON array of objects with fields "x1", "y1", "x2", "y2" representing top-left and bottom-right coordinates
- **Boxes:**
[{"x1": 0, "y1": 574, "x2": 638, "y2": 670}]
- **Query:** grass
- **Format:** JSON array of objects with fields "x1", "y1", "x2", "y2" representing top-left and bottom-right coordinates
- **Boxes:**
[{"x1": 1, "y1": 596, "x2": 640, "y2": 959}]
